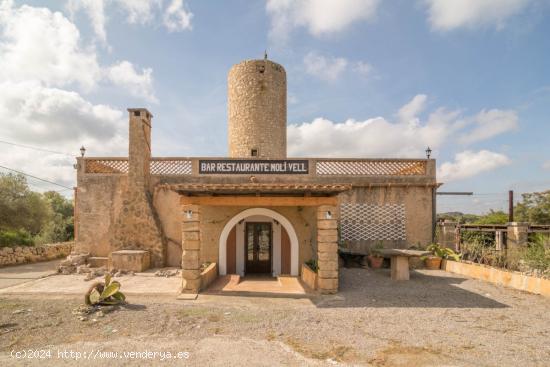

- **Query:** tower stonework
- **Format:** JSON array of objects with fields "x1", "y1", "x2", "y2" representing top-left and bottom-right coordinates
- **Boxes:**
[
  {"x1": 228, "y1": 59, "x2": 287, "y2": 158},
  {"x1": 110, "y1": 108, "x2": 166, "y2": 268}
]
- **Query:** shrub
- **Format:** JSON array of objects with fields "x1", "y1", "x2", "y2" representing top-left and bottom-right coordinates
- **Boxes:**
[
  {"x1": 0, "y1": 229, "x2": 34, "y2": 247},
  {"x1": 305, "y1": 259, "x2": 318, "y2": 272},
  {"x1": 523, "y1": 235, "x2": 550, "y2": 273}
]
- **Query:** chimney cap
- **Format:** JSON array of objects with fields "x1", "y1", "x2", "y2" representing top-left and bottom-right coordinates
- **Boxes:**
[{"x1": 127, "y1": 108, "x2": 153, "y2": 118}]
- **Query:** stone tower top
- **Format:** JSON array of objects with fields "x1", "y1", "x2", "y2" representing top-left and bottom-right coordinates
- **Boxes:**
[{"x1": 227, "y1": 58, "x2": 287, "y2": 159}]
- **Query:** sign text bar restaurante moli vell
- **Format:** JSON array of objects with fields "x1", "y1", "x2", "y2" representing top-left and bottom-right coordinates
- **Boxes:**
[{"x1": 199, "y1": 160, "x2": 309, "y2": 174}]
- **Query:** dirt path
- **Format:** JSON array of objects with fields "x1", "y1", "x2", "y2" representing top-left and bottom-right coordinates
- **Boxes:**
[{"x1": 0, "y1": 268, "x2": 549, "y2": 366}]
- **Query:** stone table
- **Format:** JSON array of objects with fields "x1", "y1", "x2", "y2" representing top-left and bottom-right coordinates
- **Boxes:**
[{"x1": 379, "y1": 249, "x2": 430, "y2": 281}]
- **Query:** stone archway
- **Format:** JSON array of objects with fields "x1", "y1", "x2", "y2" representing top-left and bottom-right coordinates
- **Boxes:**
[{"x1": 218, "y1": 208, "x2": 299, "y2": 276}]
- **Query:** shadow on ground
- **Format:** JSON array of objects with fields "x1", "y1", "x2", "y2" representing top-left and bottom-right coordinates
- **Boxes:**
[{"x1": 313, "y1": 268, "x2": 508, "y2": 309}]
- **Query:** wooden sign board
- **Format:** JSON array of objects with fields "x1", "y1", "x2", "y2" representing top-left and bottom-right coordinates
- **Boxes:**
[{"x1": 199, "y1": 160, "x2": 309, "y2": 174}]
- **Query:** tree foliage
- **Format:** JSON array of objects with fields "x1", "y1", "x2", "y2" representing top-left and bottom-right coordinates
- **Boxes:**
[
  {"x1": 0, "y1": 173, "x2": 74, "y2": 246},
  {"x1": 515, "y1": 191, "x2": 550, "y2": 224}
]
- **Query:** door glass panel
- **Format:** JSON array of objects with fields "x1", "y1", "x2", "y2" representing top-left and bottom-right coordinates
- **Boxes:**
[
  {"x1": 246, "y1": 223, "x2": 254, "y2": 261},
  {"x1": 257, "y1": 224, "x2": 270, "y2": 261}
]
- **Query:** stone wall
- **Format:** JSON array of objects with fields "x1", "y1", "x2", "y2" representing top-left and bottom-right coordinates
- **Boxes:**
[
  {"x1": 228, "y1": 59, "x2": 287, "y2": 158},
  {"x1": 0, "y1": 242, "x2": 73, "y2": 267},
  {"x1": 338, "y1": 186, "x2": 433, "y2": 252},
  {"x1": 75, "y1": 180, "x2": 434, "y2": 268}
]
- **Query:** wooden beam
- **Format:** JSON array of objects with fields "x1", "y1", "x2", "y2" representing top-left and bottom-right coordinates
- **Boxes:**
[{"x1": 180, "y1": 195, "x2": 338, "y2": 206}]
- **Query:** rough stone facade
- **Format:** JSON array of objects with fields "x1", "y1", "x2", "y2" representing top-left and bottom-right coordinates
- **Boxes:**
[
  {"x1": 228, "y1": 59, "x2": 287, "y2": 158},
  {"x1": 0, "y1": 242, "x2": 73, "y2": 267},
  {"x1": 73, "y1": 58, "x2": 438, "y2": 295},
  {"x1": 109, "y1": 109, "x2": 165, "y2": 268}
]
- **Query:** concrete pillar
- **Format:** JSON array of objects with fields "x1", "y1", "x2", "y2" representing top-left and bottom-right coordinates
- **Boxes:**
[
  {"x1": 440, "y1": 221, "x2": 458, "y2": 249},
  {"x1": 507, "y1": 222, "x2": 529, "y2": 249},
  {"x1": 495, "y1": 231, "x2": 504, "y2": 251},
  {"x1": 316, "y1": 205, "x2": 339, "y2": 294},
  {"x1": 128, "y1": 108, "x2": 152, "y2": 190},
  {"x1": 181, "y1": 204, "x2": 202, "y2": 293}
]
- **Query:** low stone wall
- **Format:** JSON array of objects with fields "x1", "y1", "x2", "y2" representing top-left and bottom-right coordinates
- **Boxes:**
[
  {"x1": 442, "y1": 260, "x2": 550, "y2": 298},
  {"x1": 0, "y1": 242, "x2": 74, "y2": 267},
  {"x1": 200, "y1": 263, "x2": 218, "y2": 291},
  {"x1": 301, "y1": 263, "x2": 317, "y2": 290}
]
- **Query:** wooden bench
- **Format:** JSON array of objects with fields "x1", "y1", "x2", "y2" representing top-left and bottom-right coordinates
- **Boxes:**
[{"x1": 379, "y1": 249, "x2": 430, "y2": 281}]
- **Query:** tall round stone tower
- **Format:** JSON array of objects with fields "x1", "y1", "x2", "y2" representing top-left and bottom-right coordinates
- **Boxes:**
[{"x1": 228, "y1": 58, "x2": 287, "y2": 158}]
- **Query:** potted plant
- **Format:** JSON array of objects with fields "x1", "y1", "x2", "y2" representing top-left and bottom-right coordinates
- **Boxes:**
[
  {"x1": 367, "y1": 243, "x2": 384, "y2": 269},
  {"x1": 423, "y1": 243, "x2": 461, "y2": 270},
  {"x1": 301, "y1": 259, "x2": 318, "y2": 290}
]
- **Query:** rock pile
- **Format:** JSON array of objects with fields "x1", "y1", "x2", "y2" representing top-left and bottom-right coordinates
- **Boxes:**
[
  {"x1": 154, "y1": 269, "x2": 180, "y2": 277},
  {"x1": 57, "y1": 253, "x2": 89, "y2": 274}
]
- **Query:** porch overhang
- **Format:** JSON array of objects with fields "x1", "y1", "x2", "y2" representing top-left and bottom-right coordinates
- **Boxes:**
[{"x1": 162, "y1": 183, "x2": 351, "y2": 206}]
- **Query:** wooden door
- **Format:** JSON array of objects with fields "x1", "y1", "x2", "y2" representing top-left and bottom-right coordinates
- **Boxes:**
[
  {"x1": 281, "y1": 227, "x2": 291, "y2": 275},
  {"x1": 226, "y1": 226, "x2": 237, "y2": 274},
  {"x1": 245, "y1": 222, "x2": 272, "y2": 274}
]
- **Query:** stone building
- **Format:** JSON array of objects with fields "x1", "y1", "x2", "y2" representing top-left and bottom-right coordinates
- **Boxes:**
[{"x1": 74, "y1": 58, "x2": 437, "y2": 294}]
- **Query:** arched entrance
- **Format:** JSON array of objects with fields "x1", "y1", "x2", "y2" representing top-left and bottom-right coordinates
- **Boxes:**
[{"x1": 219, "y1": 208, "x2": 299, "y2": 276}]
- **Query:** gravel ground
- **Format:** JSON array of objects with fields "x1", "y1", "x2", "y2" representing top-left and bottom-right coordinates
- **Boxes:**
[{"x1": 0, "y1": 268, "x2": 548, "y2": 366}]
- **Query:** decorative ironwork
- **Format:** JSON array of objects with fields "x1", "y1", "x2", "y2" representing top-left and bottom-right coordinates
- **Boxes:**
[
  {"x1": 340, "y1": 203, "x2": 406, "y2": 241},
  {"x1": 150, "y1": 159, "x2": 192, "y2": 175},
  {"x1": 316, "y1": 160, "x2": 426, "y2": 176},
  {"x1": 85, "y1": 159, "x2": 129, "y2": 174}
]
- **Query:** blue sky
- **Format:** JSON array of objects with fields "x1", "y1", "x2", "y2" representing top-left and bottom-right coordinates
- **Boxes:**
[{"x1": 0, "y1": 0, "x2": 549, "y2": 214}]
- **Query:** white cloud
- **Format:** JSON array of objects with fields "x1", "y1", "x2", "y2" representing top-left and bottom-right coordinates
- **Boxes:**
[
  {"x1": 66, "y1": 0, "x2": 191, "y2": 41},
  {"x1": 107, "y1": 61, "x2": 157, "y2": 103},
  {"x1": 0, "y1": 81, "x2": 127, "y2": 187},
  {"x1": 288, "y1": 95, "x2": 518, "y2": 184},
  {"x1": 304, "y1": 52, "x2": 348, "y2": 82},
  {"x1": 0, "y1": 2, "x2": 101, "y2": 90},
  {"x1": 288, "y1": 95, "x2": 463, "y2": 158},
  {"x1": 397, "y1": 94, "x2": 427, "y2": 123},
  {"x1": 424, "y1": 0, "x2": 532, "y2": 31},
  {"x1": 459, "y1": 109, "x2": 518, "y2": 144},
  {"x1": 0, "y1": 1, "x2": 157, "y2": 102},
  {"x1": 116, "y1": 0, "x2": 161, "y2": 24},
  {"x1": 542, "y1": 161, "x2": 550, "y2": 171},
  {"x1": 66, "y1": 0, "x2": 107, "y2": 43},
  {"x1": 267, "y1": 0, "x2": 380, "y2": 43},
  {"x1": 437, "y1": 150, "x2": 511, "y2": 182},
  {"x1": 163, "y1": 0, "x2": 193, "y2": 32},
  {"x1": 353, "y1": 61, "x2": 373, "y2": 78},
  {"x1": 0, "y1": 1, "x2": 157, "y2": 188}
]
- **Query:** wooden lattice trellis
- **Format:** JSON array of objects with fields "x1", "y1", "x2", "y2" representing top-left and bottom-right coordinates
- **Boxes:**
[
  {"x1": 316, "y1": 160, "x2": 426, "y2": 176},
  {"x1": 150, "y1": 159, "x2": 192, "y2": 175},
  {"x1": 85, "y1": 159, "x2": 192, "y2": 175},
  {"x1": 85, "y1": 159, "x2": 129, "y2": 174},
  {"x1": 340, "y1": 203, "x2": 406, "y2": 241}
]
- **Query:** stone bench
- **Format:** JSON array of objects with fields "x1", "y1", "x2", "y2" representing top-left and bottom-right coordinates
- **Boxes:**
[
  {"x1": 379, "y1": 249, "x2": 430, "y2": 281},
  {"x1": 110, "y1": 250, "x2": 150, "y2": 272}
]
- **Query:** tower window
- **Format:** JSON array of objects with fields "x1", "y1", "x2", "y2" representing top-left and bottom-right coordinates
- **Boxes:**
[{"x1": 251, "y1": 149, "x2": 258, "y2": 157}]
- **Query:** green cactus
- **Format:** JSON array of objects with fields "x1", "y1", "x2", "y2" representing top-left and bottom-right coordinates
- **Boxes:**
[
  {"x1": 84, "y1": 273, "x2": 126, "y2": 306},
  {"x1": 426, "y1": 243, "x2": 462, "y2": 261}
]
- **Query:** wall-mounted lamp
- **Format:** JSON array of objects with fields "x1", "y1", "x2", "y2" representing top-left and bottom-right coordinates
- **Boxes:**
[
  {"x1": 425, "y1": 146, "x2": 432, "y2": 159},
  {"x1": 325, "y1": 210, "x2": 332, "y2": 219},
  {"x1": 80, "y1": 146, "x2": 86, "y2": 157},
  {"x1": 184, "y1": 210, "x2": 193, "y2": 219}
]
